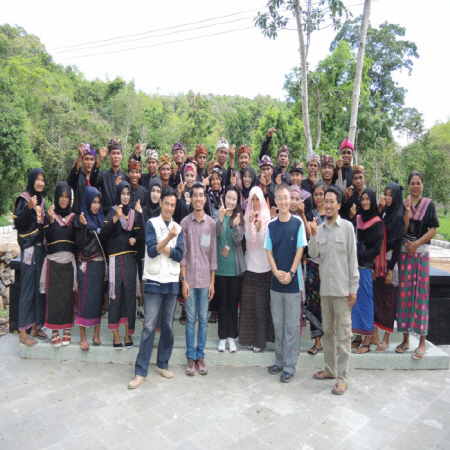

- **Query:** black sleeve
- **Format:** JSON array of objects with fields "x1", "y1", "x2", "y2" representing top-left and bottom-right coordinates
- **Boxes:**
[
  {"x1": 101, "y1": 209, "x2": 117, "y2": 238},
  {"x1": 89, "y1": 166, "x2": 99, "y2": 187},
  {"x1": 13, "y1": 198, "x2": 32, "y2": 231},
  {"x1": 259, "y1": 135, "x2": 271, "y2": 161},
  {"x1": 45, "y1": 221, "x2": 57, "y2": 244},
  {"x1": 67, "y1": 164, "x2": 79, "y2": 189},
  {"x1": 388, "y1": 238, "x2": 402, "y2": 271},
  {"x1": 75, "y1": 222, "x2": 88, "y2": 250}
]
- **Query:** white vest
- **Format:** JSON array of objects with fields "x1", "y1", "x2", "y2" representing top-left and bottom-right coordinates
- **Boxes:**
[{"x1": 143, "y1": 215, "x2": 182, "y2": 284}]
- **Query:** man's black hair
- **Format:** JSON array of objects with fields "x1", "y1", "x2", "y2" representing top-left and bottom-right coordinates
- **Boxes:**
[
  {"x1": 161, "y1": 187, "x2": 177, "y2": 201},
  {"x1": 325, "y1": 185, "x2": 343, "y2": 204}
]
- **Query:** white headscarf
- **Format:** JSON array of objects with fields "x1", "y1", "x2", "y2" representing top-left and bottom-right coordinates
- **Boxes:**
[{"x1": 244, "y1": 186, "x2": 271, "y2": 252}]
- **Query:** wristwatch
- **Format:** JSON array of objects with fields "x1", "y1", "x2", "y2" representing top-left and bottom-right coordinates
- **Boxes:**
[
  {"x1": 180, "y1": 276, "x2": 186, "y2": 282},
  {"x1": 289, "y1": 270, "x2": 296, "y2": 278}
]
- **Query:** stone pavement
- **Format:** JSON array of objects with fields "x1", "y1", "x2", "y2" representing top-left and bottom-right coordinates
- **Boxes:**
[{"x1": 1, "y1": 333, "x2": 449, "y2": 450}]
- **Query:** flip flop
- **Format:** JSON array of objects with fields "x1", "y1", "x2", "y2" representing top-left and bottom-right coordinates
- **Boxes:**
[
  {"x1": 20, "y1": 336, "x2": 38, "y2": 347},
  {"x1": 313, "y1": 371, "x2": 336, "y2": 380},
  {"x1": 351, "y1": 340, "x2": 362, "y2": 349},
  {"x1": 308, "y1": 346, "x2": 323, "y2": 355},
  {"x1": 352, "y1": 344, "x2": 370, "y2": 354},
  {"x1": 31, "y1": 330, "x2": 48, "y2": 340},
  {"x1": 332, "y1": 383, "x2": 347, "y2": 395},
  {"x1": 92, "y1": 339, "x2": 102, "y2": 346},
  {"x1": 412, "y1": 348, "x2": 426, "y2": 360},
  {"x1": 375, "y1": 341, "x2": 389, "y2": 352},
  {"x1": 395, "y1": 344, "x2": 409, "y2": 354}
]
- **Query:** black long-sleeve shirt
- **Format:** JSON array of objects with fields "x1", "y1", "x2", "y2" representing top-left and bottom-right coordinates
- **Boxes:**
[
  {"x1": 67, "y1": 164, "x2": 99, "y2": 215},
  {"x1": 95, "y1": 168, "x2": 128, "y2": 215}
]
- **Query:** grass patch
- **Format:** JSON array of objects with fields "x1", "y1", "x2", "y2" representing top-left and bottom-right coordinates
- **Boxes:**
[
  {"x1": 437, "y1": 214, "x2": 450, "y2": 241},
  {"x1": 0, "y1": 307, "x2": 9, "y2": 319}
]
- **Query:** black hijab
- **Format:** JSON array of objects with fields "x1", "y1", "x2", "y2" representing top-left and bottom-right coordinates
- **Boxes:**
[
  {"x1": 360, "y1": 188, "x2": 379, "y2": 223},
  {"x1": 116, "y1": 181, "x2": 132, "y2": 216},
  {"x1": 241, "y1": 166, "x2": 257, "y2": 200},
  {"x1": 145, "y1": 178, "x2": 162, "y2": 219},
  {"x1": 207, "y1": 168, "x2": 224, "y2": 210},
  {"x1": 26, "y1": 168, "x2": 45, "y2": 203},
  {"x1": 54, "y1": 181, "x2": 72, "y2": 217},
  {"x1": 382, "y1": 182, "x2": 404, "y2": 242}
]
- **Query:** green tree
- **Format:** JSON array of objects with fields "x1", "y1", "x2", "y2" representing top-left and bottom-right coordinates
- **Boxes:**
[{"x1": 0, "y1": 71, "x2": 35, "y2": 214}]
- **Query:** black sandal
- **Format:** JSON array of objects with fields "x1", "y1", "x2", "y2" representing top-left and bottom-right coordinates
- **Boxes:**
[
  {"x1": 179, "y1": 310, "x2": 186, "y2": 325},
  {"x1": 351, "y1": 339, "x2": 362, "y2": 349},
  {"x1": 307, "y1": 346, "x2": 323, "y2": 355}
]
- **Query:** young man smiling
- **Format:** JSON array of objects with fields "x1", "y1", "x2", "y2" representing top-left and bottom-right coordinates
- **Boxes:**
[
  {"x1": 265, "y1": 183, "x2": 306, "y2": 383},
  {"x1": 180, "y1": 182, "x2": 217, "y2": 376}
]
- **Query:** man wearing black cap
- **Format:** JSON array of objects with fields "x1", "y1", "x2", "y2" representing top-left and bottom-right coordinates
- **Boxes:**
[
  {"x1": 95, "y1": 139, "x2": 128, "y2": 215},
  {"x1": 68, "y1": 143, "x2": 106, "y2": 214}
]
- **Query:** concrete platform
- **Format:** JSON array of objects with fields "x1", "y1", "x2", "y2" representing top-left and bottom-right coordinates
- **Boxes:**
[{"x1": 19, "y1": 302, "x2": 449, "y2": 370}]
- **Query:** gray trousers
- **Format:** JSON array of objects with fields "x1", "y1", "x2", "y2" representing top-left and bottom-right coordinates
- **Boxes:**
[
  {"x1": 321, "y1": 296, "x2": 353, "y2": 385},
  {"x1": 270, "y1": 290, "x2": 301, "y2": 375}
]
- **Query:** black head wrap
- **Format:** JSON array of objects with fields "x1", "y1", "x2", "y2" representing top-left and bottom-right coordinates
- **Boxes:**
[
  {"x1": 54, "y1": 181, "x2": 72, "y2": 217},
  {"x1": 145, "y1": 178, "x2": 162, "y2": 219},
  {"x1": 207, "y1": 168, "x2": 224, "y2": 210},
  {"x1": 26, "y1": 168, "x2": 45, "y2": 203},
  {"x1": 116, "y1": 181, "x2": 132, "y2": 216},
  {"x1": 382, "y1": 182, "x2": 404, "y2": 242},
  {"x1": 360, "y1": 188, "x2": 379, "y2": 223},
  {"x1": 241, "y1": 166, "x2": 257, "y2": 200}
]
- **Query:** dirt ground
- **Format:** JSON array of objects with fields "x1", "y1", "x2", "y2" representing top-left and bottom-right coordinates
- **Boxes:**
[{"x1": 430, "y1": 259, "x2": 450, "y2": 272}]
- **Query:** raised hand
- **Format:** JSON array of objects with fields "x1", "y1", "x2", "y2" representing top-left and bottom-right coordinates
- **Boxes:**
[
  {"x1": 379, "y1": 195, "x2": 386, "y2": 209},
  {"x1": 255, "y1": 220, "x2": 262, "y2": 232},
  {"x1": 28, "y1": 195, "x2": 38, "y2": 210},
  {"x1": 207, "y1": 157, "x2": 215, "y2": 172},
  {"x1": 177, "y1": 176, "x2": 185, "y2": 200},
  {"x1": 218, "y1": 198, "x2": 227, "y2": 222},
  {"x1": 248, "y1": 210, "x2": 255, "y2": 223},
  {"x1": 346, "y1": 185, "x2": 354, "y2": 200},
  {"x1": 78, "y1": 143, "x2": 85, "y2": 158},
  {"x1": 259, "y1": 174, "x2": 267, "y2": 187},
  {"x1": 202, "y1": 175, "x2": 210, "y2": 189},
  {"x1": 229, "y1": 144, "x2": 236, "y2": 160},
  {"x1": 275, "y1": 173, "x2": 282, "y2": 185},
  {"x1": 134, "y1": 143, "x2": 144, "y2": 156},
  {"x1": 114, "y1": 204, "x2": 123, "y2": 222},
  {"x1": 310, "y1": 218, "x2": 318, "y2": 236},
  {"x1": 168, "y1": 224, "x2": 178, "y2": 240},
  {"x1": 309, "y1": 173, "x2": 317, "y2": 185},
  {"x1": 48, "y1": 204, "x2": 55, "y2": 221},
  {"x1": 298, "y1": 199, "x2": 305, "y2": 215},
  {"x1": 267, "y1": 127, "x2": 276, "y2": 138},
  {"x1": 135, "y1": 199, "x2": 142, "y2": 214},
  {"x1": 232, "y1": 213, "x2": 240, "y2": 227},
  {"x1": 404, "y1": 195, "x2": 411, "y2": 212},
  {"x1": 230, "y1": 171, "x2": 237, "y2": 186},
  {"x1": 98, "y1": 147, "x2": 107, "y2": 162},
  {"x1": 79, "y1": 212, "x2": 87, "y2": 226},
  {"x1": 336, "y1": 157, "x2": 343, "y2": 169},
  {"x1": 349, "y1": 203, "x2": 357, "y2": 219},
  {"x1": 115, "y1": 175, "x2": 122, "y2": 186},
  {"x1": 129, "y1": 237, "x2": 136, "y2": 246},
  {"x1": 172, "y1": 163, "x2": 179, "y2": 179}
]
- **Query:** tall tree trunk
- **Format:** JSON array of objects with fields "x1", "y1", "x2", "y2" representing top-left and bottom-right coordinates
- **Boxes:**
[
  {"x1": 348, "y1": 0, "x2": 371, "y2": 145},
  {"x1": 293, "y1": 0, "x2": 313, "y2": 160}
]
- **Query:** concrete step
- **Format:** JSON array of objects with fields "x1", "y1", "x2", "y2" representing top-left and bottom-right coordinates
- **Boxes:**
[{"x1": 19, "y1": 303, "x2": 449, "y2": 370}]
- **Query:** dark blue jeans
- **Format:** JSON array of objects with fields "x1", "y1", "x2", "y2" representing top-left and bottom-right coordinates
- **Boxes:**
[{"x1": 135, "y1": 292, "x2": 177, "y2": 377}]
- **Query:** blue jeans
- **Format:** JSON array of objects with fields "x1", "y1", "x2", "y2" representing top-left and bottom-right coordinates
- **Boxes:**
[
  {"x1": 184, "y1": 287, "x2": 209, "y2": 360},
  {"x1": 135, "y1": 292, "x2": 177, "y2": 377}
]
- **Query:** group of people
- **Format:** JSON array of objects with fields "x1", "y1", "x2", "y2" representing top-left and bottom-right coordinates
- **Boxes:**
[{"x1": 14, "y1": 128, "x2": 439, "y2": 396}]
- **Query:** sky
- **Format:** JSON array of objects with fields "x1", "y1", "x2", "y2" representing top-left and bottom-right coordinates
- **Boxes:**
[{"x1": 2, "y1": 0, "x2": 450, "y2": 144}]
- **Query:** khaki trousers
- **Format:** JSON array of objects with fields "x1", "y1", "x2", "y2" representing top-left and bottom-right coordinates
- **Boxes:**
[{"x1": 321, "y1": 296, "x2": 353, "y2": 385}]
